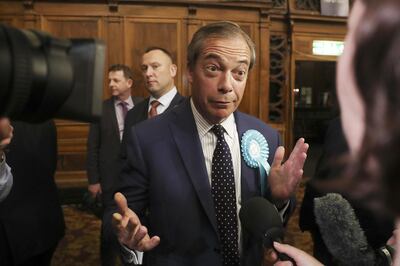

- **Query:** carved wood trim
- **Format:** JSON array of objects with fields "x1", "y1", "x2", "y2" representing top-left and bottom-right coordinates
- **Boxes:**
[
  {"x1": 23, "y1": 0, "x2": 34, "y2": 10},
  {"x1": 269, "y1": 34, "x2": 289, "y2": 124},
  {"x1": 108, "y1": 0, "x2": 119, "y2": 12},
  {"x1": 258, "y1": 11, "x2": 271, "y2": 123}
]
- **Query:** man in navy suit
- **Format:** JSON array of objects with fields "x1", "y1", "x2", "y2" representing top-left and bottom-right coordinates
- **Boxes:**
[
  {"x1": 87, "y1": 64, "x2": 143, "y2": 266},
  {"x1": 112, "y1": 22, "x2": 308, "y2": 266}
]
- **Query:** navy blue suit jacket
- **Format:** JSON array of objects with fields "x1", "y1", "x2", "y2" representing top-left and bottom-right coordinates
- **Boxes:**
[{"x1": 118, "y1": 99, "x2": 289, "y2": 266}]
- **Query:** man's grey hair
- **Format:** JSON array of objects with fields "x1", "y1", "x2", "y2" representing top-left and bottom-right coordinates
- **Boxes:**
[{"x1": 187, "y1": 21, "x2": 256, "y2": 70}]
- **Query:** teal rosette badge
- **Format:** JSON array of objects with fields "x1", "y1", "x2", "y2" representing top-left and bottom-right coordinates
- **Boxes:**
[{"x1": 241, "y1": 129, "x2": 270, "y2": 197}]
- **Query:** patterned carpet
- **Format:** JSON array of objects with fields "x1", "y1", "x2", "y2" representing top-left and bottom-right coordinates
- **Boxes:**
[
  {"x1": 52, "y1": 181, "x2": 313, "y2": 265},
  {"x1": 285, "y1": 180, "x2": 313, "y2": 254},
  {"x1": 52, "y1": 206, "x2": 102, "y2": 266}
]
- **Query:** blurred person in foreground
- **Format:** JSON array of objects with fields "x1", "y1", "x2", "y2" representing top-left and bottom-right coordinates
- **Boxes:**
[
  {"x1": 273, "y1": 0, "x2": 400, "y2": 265},
  {"x1": 299, "y1": 116, "x2": 394, "y2": 265},
  {"x1": 111, "y1": 21, "x2": 309, "y2": 266},
  {"x1": 0, "y1": 120, "x2": 64, "y2": 266}
]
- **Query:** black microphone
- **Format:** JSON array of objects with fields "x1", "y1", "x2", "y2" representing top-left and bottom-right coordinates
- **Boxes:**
[
  {"x1": 239, "y1": 197, "x2": 295, "y2": 264},
  {"x1": 314, "y1": 193, "x2": 376, "y2": 266},
  {"x1": 377, "y1": 245, "x2": 396, "y2": 266}
]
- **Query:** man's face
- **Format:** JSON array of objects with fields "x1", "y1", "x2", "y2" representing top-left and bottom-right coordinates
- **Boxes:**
[
  {"x1": 336, "y1": 0, "x2": 366, "y2": 154},
  {"x1": 109, "y1": 70, "x2": 132, "y2": 100},
  {"x1": 188, "y1": 37, "x2": 250, "y2": 124},
  {"x1": 141, "y1": 49, "x2": 177, "y2": 99}
]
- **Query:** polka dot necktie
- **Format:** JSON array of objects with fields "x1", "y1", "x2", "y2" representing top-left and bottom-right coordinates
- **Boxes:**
[
  {"x1": 148, "y1": 100, "x2": 161, "y2": 118},
  {"x1": 211, "y1": 124, "x2": 240, "y2": 266}
]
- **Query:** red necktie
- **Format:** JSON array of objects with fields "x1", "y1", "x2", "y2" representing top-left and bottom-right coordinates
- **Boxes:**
[{"x1": 148, "y1": 100, "x2": 161, "y2": 118}]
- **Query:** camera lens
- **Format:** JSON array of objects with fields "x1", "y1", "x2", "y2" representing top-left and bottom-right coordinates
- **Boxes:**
[{"x1": 0, "y1": 24, "x2": 73, "y2": 122}]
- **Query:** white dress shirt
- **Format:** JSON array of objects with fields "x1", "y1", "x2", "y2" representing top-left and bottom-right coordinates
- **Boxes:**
[{"x1": 148, "y1": 87, "x2": 177, "y2": 115}]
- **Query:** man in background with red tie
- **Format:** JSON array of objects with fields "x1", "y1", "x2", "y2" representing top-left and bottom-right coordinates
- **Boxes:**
[
  {"x1": 121, "y1": 47, "x2": 185, "y2": 147},
  {"x1": 86, "y1": 64, "x2": 143, "y2": 266}
]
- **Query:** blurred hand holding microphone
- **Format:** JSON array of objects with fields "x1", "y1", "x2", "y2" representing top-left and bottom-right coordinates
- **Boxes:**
[{"x1": 240, "y1": 195, "x2": 395, "y2": 266}]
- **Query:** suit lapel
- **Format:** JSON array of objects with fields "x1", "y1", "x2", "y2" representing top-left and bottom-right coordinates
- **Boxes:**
[
  {"x1": 106, "y1": 98, "x2": 120, "y2": 141},
  {"x1": 234, "y1": 112, "x2": 260, "y2": 203},
  {"x1": 165, "y1": 93, "x2": 184, "y2": 112},
  {"x1": 139, "y1": 98, "x2": 150, "y2": 121},
  {"x1": 132, "y1": 96, "x2": 143, "y2": 105},
  {"x1": 169, "y1": 100, "x2": 219, "y2": 235}
]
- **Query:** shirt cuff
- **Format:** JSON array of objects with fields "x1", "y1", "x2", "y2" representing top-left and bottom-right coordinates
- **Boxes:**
[
  {"x1": 120, "y1": 243, "x2": 143, "y2": 265},
  {"x1": 275, "y1": 200, "x2": 290, "y2": 222},
  {"x1": 0, "y1": 153, "x2": 12, "y2": 202}
]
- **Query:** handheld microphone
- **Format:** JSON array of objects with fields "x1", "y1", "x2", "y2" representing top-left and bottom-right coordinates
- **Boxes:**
[
  {"x1": 239, "y1": 197, "x2": 295, "y2": 264},
  {"x1": 314, "y1": 193, "x2": 376, "y2": 266}
]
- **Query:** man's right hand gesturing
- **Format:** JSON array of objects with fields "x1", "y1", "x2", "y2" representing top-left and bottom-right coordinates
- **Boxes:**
[{"x1": 112, "y1": 192, "x2": 160, "y2": 251}]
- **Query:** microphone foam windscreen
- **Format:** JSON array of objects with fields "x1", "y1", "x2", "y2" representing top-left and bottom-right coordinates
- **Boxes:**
[
  {"x1": 239, "y1": 197, "x2": 283, "y2": 239},
  {"x1": 314, "y1": 193, "x2": 376, "y2": 266}
]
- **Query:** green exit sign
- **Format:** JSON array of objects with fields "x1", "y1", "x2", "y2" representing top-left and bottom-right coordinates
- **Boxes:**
[{"x1": 312, "y1": 40, "x2": 344, "y2": 56}]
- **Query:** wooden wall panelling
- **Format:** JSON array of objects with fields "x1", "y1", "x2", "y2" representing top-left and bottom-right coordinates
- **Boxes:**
[
  {"x1": 269, "y1": 19, "x2": 291, "y2": 148},
  {"x1": 258, "y1": 10, "x2": 271, "y2": 124},
  {"x1": 41, "y1": 15, "x2": 104, "y2": 39},
  {"x1": 0, "y1": 1, "x2": 280, "y2": 188},
  {"x1": 193, "y1": 5, "x2": 259, "y2": 22},
  {"x1": 184, "y1": 6, "x2": 200, "y2": 97},
  {"x1": 105, "y1": 15, "x2": 125, "y2": 99},
  {"x1": 0, "y1": 2, "x2": 23, "y2": 27},
  {"x1": 55, "y1": 121, "x2": 89, "y2": 188},
  {"x1": 124, "y1": 17, "x2": 184, "y2": 97},
  {"x1": 40, "y1": 15, "x2": 105, "y2": 187},
  {"x1": 0, "y1": 16, "x2": 19, "y2": 27},
  {"x1": 236, "y1": 22, "x2": 260, "y2": 119}
]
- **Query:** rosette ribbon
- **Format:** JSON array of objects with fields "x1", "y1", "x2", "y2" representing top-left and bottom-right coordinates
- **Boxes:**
[{"x1": 241, "y1": 130, "x2": 270, "y2": 197}]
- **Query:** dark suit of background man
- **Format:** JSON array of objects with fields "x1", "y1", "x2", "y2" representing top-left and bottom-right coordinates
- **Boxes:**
[
  {"x1": 112, "y1": 22, "x2": 309, "y2": 266},
  {"x1": 0, "y1": 120, "x2": 64, "y2": 266},
  {"x1": 122, "y1": 47, "x2": 185, "y2": 152},
  {"x1": 86, "y1": 64, "x2": 143, "y2": 266}
]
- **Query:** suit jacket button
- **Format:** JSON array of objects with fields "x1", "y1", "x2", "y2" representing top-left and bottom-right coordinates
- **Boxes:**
[{"x1": 214, "y1": 247, "x2": 221, "y2": 254}]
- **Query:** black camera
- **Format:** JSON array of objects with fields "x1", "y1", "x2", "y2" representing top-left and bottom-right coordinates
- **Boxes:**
[{"x1": 0, "y1": 23, "x2": 105, "y2": 123}]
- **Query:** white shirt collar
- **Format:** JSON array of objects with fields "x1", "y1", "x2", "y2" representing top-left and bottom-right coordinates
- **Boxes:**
[
  {"x1": 149, "y1": 86, "x2": 177, "y2": 107},
  {"x1": 115, "y1": 96, "x2": 133, "y2": 107},
  {"x1": 190, "y1": 98, "x2": 235, "y2": 139}
]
